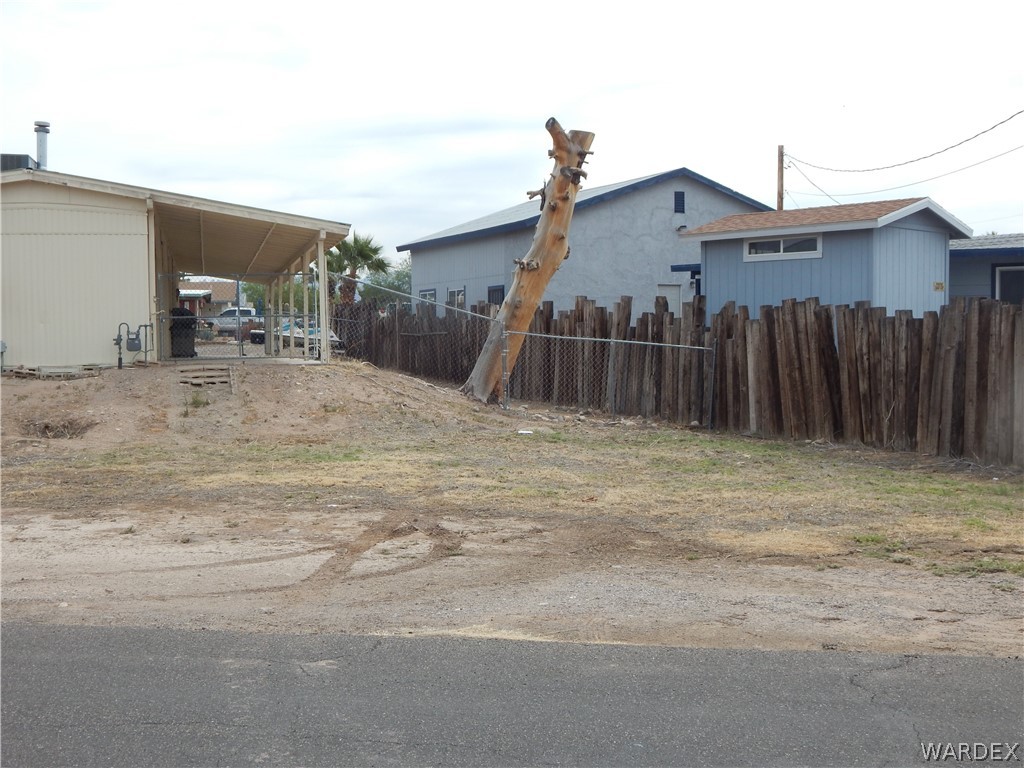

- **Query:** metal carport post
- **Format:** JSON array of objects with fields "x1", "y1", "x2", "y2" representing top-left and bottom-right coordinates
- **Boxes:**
[{"x1": 316, "y1": 231, "x2": 329, "y2": 363}]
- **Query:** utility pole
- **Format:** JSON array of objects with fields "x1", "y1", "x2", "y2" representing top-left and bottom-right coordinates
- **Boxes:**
[{"x1": 777, "y1": 145, "x2": 784, "y2": 210}]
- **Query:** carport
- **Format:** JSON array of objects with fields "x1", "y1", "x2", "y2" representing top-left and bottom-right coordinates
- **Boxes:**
[
  {"x1": 0, "y1": 168, "x2": 349, "y2": 368},
  {"x1": 151, "y1": 187, "x2": 350, "y2": 362}
]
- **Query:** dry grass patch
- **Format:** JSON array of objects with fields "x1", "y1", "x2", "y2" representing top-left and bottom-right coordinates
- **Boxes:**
[
  {"x1": 707, "y1": 528, "x2": 847, "y2": 558},
  {"x1": 2, "y1": 365, "x2": 1020, "y2": 579},
  {"x1": 20, "y1": 414, "x2": 97, "y2": 439}
]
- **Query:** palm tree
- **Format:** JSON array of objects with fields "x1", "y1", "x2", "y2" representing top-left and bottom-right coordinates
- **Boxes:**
[{"x1": 327, "y1": 232, "x2": 389, "y2": 305}]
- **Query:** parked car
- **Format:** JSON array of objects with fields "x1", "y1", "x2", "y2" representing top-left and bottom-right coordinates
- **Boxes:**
[
  {"x1": 207, "y1": 307, "x2": 263, "y2": 336},
  {"x1": 250, "y1": 319, "x2": 343, "y2": 353}
]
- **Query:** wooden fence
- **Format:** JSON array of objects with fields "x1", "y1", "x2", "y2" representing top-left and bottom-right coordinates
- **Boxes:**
[{"x1": 338, "y1": 295, "x2": 1022, "y2": 468}]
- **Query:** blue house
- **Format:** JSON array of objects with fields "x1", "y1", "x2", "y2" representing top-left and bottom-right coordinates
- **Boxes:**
[
  {"x1": 399, "y1": 167, "x2": 771, "y2": 315},
  {"x1": 678, "y1": 198, "x2": 973, "y2": 318},
  {"x1": 949, "y1": 233, "x2": 1023, "y2": 304}
]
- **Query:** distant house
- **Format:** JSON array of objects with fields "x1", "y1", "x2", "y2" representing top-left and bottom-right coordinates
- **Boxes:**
[
  {"x1": 179, "y1": 279, "x2": 248, "y2": 318},
  {"x1": 949, "y1": 233, "x2": 1023, "y2": 304},
  {"x1": 176, "y1": 286, "x2": 212, "y2": 316},
  {"x1": 398, "y1": 167, "x2": 771, "y2": 315},
  {"x1": 678, "y1": 198, "x2": 973, "y2": 318}
]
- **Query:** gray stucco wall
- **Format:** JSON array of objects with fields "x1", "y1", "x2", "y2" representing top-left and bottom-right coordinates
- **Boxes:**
[
  {"x1": 411, "y1": 230, "x2": 531, "y2": 308},
  {"x1": 410, "y1": 175, "x2": 768, "y2": 316},
  {"x1": 702, "y1": 230, "x2": 873, "y2": 319}
]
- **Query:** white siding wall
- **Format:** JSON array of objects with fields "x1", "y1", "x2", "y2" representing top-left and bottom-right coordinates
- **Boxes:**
[{"x1": 1, "y1": 182, "x2": 150, "y2": 367}]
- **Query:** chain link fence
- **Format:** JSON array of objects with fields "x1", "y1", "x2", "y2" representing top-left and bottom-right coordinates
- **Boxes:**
[
  {"x1": 161, "y1": 271, "x2": 716, "y2": 425},
  {"x1": 504, "y1": 330, "x2": 714, "y2": 423},
  {"x1": 340, "y1": 280, "x2": 715, "y2": 426},
  {"x1": 159, "y1": 273, "x2": 331, "y2": 361},
  {"x1": 335, "y1": 285, "x2": 496, "y2": 383}
]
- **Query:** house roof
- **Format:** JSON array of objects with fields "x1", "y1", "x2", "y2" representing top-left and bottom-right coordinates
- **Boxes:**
[
  {"x1": 177, "y1": 288, "x2": 213, "y2": 300},
  {"x1": 0, "y1": 168, "x2": 351, "y2": 278},
  {"x1": 679, "y1": 198, "x2": 973, "y2": 241},
  {"x1": 949, "y1": 232, "x2": 1023, "y2": 255},
  {"x1": 179, "y1": 280, "x2": 240, "y2": 303},
  {"x1": 396, "y1": 167, "x2": 772, "y2": 252}
]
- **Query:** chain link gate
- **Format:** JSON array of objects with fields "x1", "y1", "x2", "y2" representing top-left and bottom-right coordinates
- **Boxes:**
[{"x1": 159, "y1": 273, "x2": 333, "y2": 362}]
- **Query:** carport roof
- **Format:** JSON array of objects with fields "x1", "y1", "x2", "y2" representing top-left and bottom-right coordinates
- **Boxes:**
[{"x1": 0, "y1": 168, "x2": 350, "y2": 278}]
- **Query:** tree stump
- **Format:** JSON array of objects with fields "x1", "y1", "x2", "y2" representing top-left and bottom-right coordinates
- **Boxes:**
[{"x1": 461, "y1": 117, "x2": 595, "y2": 402}]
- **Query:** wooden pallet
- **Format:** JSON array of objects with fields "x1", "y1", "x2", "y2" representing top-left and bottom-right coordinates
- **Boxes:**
[
  {"x1": 2, "y1": 365, "x2": 101, "y2": 380},
  {"x1": 178, "y1": 366, "x2": 232, "y2": 390}
]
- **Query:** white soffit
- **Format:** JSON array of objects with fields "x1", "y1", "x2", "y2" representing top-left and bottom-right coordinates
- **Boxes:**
[{"x1": 1, "y1": 169, "x2": 351, "y2": 278}]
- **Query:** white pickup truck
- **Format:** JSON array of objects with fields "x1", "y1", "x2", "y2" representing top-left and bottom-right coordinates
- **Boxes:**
[{"x1": 207, "y1": 307, "x2": 264, "y2": 336}]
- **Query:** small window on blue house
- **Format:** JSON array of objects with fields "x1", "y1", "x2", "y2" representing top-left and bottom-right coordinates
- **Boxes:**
[
  {"x1": 487, "y1": 285, "x2": 506, "y2": 305},
  {"x1": 419, "y1": 289, "x2": 436, "y2": 302},
  {"x1": 995, "y1": 265, "x2": 1023, "y2": 304},
  {"x1": 743, "y1": 235, "x2": 821, "y2": 262},
  {"x1": 674, "y1": 191, "x2": 686, "y2": 213}
]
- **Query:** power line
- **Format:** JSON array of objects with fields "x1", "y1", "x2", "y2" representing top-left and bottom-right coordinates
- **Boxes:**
[
  {"x1": 783, "y1": 189, "x2": 802, "y2": 209},
  {"x1": 788, "y1": 144, "x2": 1024, "y2": 198},
  {"x1": 786, "y1": 109, "x2": 1024, "y2": 173},
  {"x1": 970, "y1": 212, "x2": 1024, "y2": 226},
  {"x1": 786, "y1": 161, "x2": 840, "y2": 204}
]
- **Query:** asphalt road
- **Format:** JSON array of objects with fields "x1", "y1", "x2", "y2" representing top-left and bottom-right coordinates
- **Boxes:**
[{"x1": 1, "y1": 624, "x2": 1021, "y2": 767}]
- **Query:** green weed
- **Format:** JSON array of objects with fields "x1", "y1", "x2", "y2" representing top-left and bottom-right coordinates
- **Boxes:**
[
  {"x1": 852, "y1": 533, "x2": 888, "y2": 545},
  {"x1": 928, "y1": 557, "x2": 1024, "y2": 578},
  {"x1": 964, "y1": 516, "x2": 995, "y2": 531},
  {"x1": 187, "y1": 392, "x2": 210, "y2": 408},
  {"x1": 243, "y1": 444, "x2": 363, "y2": 464},
  {"x1": 852, "y1": 533, "x2": 907, "y2": 558}
]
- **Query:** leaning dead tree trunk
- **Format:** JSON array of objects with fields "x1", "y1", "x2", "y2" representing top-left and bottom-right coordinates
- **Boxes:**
[{"x1": 461, "y1": 117, "x2": 595, "y2": 402}]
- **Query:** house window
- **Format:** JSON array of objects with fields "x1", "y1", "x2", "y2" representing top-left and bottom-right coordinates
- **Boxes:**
[
  {"x1": 446, "y1": 288, "x2": 465, "y2": 309},
  {"x1": 743, "y1": 235, "x2": 821, "y2": 262},
  {"x1": 487, "y1": 285, "x2": 506, "y2": 305},
  {"x1": 994, "y1": 265, "x2": 1023, "y2": 304},
  {"x1": 674, "y1": 191, "x2": 686, "y2": 214},
  {"x1": 419, "y1": 289, "x2": 436, "y2": 302}
]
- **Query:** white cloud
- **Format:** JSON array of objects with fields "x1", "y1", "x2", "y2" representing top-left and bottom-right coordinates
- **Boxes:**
[{"x1": 2, "y1": 0, "x2": 1022, "y2": 263}]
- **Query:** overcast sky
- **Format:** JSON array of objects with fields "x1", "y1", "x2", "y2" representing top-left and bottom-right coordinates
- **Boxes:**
[{"x1": 2, "y1": 0, "x2": 1021, "y2": 265}]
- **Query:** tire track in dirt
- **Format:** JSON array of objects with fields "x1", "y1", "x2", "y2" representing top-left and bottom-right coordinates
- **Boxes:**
[
  {"x1": 5, "y1": 546, "x2": 341, "y2": 585},
  {"x1": 199, "y1": 511, "x2": 467, "y2": 598}
]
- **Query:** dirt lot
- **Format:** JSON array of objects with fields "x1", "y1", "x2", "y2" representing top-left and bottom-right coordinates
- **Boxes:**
[{"x1": 2, "y1": 360, "x2": 1021, "y2": 657}]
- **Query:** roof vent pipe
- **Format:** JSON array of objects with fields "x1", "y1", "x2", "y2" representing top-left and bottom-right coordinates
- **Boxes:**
[{"x1": 34, "y1": 121, "x2": 50, "y2": 169}]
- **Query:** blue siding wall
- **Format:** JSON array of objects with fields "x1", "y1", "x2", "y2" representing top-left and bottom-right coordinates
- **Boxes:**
[
  {"x1": 703, "y1": 230, "x2": 872, "y2": 318},
  {"x1": 951, "y1": 257, "x2": 996, "y2": 298},
  {"x1": 950, "y1": 252, "x2": 1024, "y2": 299},
  {"x1": 874, "y1": 224, "x2": 948, "y2": 315}
]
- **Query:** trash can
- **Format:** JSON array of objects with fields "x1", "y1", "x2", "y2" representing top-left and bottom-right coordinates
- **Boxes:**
[{"x1": 170, "y1": 307, "x2": 197, "y2": 358}]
